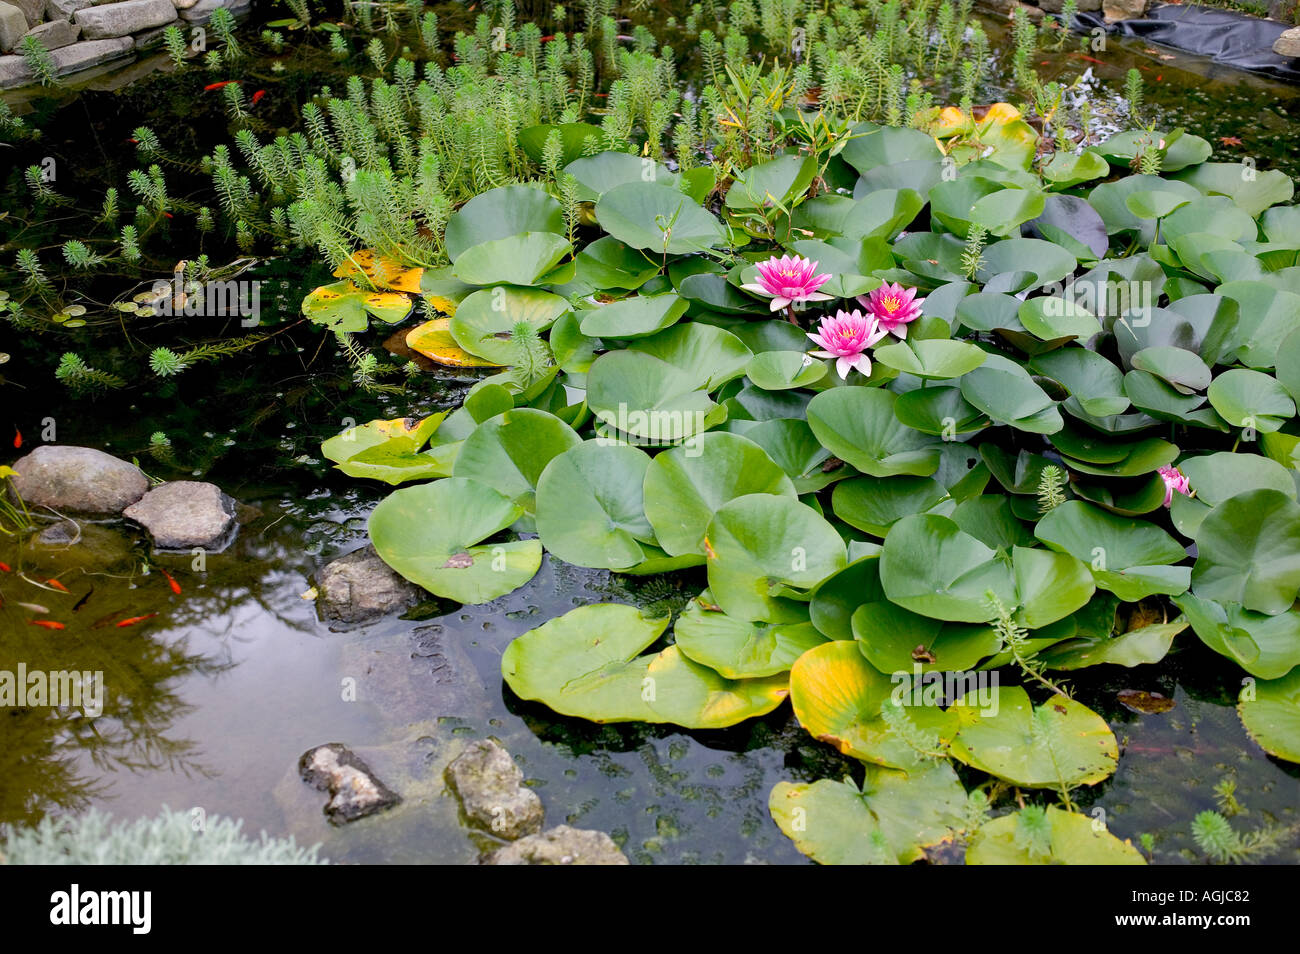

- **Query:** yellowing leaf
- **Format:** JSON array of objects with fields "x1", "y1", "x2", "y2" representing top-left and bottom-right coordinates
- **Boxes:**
[
  {"x1": 406, "y1": 318, "x2": 502, "y2": 368},
  {"x1": 333, "y1": 249, "x2": 424, "y2": 293}
]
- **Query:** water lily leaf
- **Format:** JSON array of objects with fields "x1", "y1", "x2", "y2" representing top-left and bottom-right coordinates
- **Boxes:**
[
  {"x1": 959, "y1": 353, "x2": 1062, "y2": 434},
  {"x1": 1239, "y1": 668, "x2": 1300, "y2": 763},
  {"x1": 873, "y1": 339, "x2": 987, "y2": 379},
  {"x1": 449, "y1": 286, "x2": 570, "y2": 364},
  {"x1": 880, "y1": 514, "x2": 1015, "y2": 623},
  {"x1": 853, "y1": 601, "x2": 1000, "y2": 674},
  {"x1": 1128, "y1": 346, "x2": 1211, "y2": 396},
  {"x1": 705, "y1": 494, "x2": 848, "y2": 622},
  {"x1": 369, "y1": 477, "x2": 541, "y2": 603},
  {"x1": 1216, "y1": 282, "x2": 1300, "y2": 369},
  {"x1": 1030, "y1": 349, "x2": 1129, "y2": 418},
  {"x1": 451, "y1": 232, "x2": 573, "y2": 286},
  {"x1": 967, "y1": 806, "x2": 1145, "y2": 865},
  {"x1": 1055, "y1": 431, "x2": 1178, "y2": 477},
  {"x1": 595, "y1": 181, "x2": 726, "y2": 254},
  {"x1": 500, "y1": 603, "x2": 789, "y2": 727},
  {"x1": 1035, "y1": 500, "x2": 1191, "y2": 602},
  {"x1": 809, "y1": 556, "x2": 886, "y2": 640},
  {"x1": 725, "y1": 154, "x2": 816, "y2": 211},
  {"x1": 1089, "y1": 174, "x2": 1201, "y2": 243},
  {"x1": 1018, "y1": 297, "x2": 1102, "y2": 343},
  {"x1": 643, "y1": 432, "x2": 796, "y2": 558},
  {"x1": 632, "y1": 322, "x2": 753, "y2": 391},
  {"x1": 806, "y1": 388, "x2": 941, "y2": 478},
  {"x1": 587, "y1": 350, "x2": 719, "y2": 443},
  {"x1": 949, "y1": 495, "x2": 1035, "y2": 550},
  {"x1": 333, "y1": 249, "x2": 424, "y2": 292},
  {"x1": 578, "y1": 292, "x2": 688, "y2": 339},
  {"x1": 406, "y1": 317, "x2": 502, "y2": 368},
  {"x1": 792, "y1": 190, "x2": 926, "y2": 242},
  {"x1": 1190, "y1": 489, "x2": 1300, "y2": 615},
  {"x1": 321, "y1": 415, "x2": 441, "y2": 464},
  {"x1": 444, "y1": 185, "x2": 565, "y2": 261},
  {"x1": 970, "y1": 186, "x2": 1046, "y2": 237},
  {"x1": 519, "y1": 122, "x2": 603, "y2": 166},
  {"x1": 1176, "y1": 592, "x2": 1300, "y2": 678},
  {"x1": 1173, "y1": 162, "x2": 1295, "y2": 218},
  {"x1": 1039, "y1": 616, "x2": 1187, "y2": 670},
  {"x1": 563, "y1": 151, "x2": 677, "y2": 201},
  {"x1": 1042, "y1": 150, "x2": 1111, "y2": 189},
  {"x1": 841, "y1": 124, "x2": 943, "y2": 174},
  {"x1": 949, "y1": 686, "x2": 1118, "y2": 788},
  {"x1": 675, "y1": 595, "x2": 826, "y2": 678},
  {"x1": 745, "y1": 350, "x2": 827, "y2": 390},
  {"x1": 736, "y1": 418, "x2": 839, "y2": 494},
  {"x1": 831, "y1": 475, "x2": 949, "y2": 537},
  {"x1": 1207, "y1": 369, "x2": 1295, "y2": 434},
  {"x1": 1124, "y1": 189, "x2": 1192, "y2": 221},
  {"x1": 452, "y1": 408, "x2": 582, "y2": 529},
  {"x1": 1169, "y1": 451, "x2": 1297, "y2": 537},
  {"x1": 1012, "y1": 545, "x2": 1096, "y2": 628},
  {"x1": 418, "y1": 267, "x2": 476, "y2": 315},
  {"x1": 770, "y1": 762, "x2": 968, "y2": 865},
  {"x1": 978, "y1": 238, "x2": 1076, "y2": 290},
  {"x1": 535, "y1": 441, "x2": 655, "y2": 570},
  {"x1": 1163, "y1": 196, "x2": 1258, "y2": 246},
  {"x1": 575, "y1": 236, "x2": 662, "y2": 290},
  {"x1": 1091, "y1": 128, "x2": 1210, "y2": 172},
  {"x1": 789, "y1": 641, "x2": 958, "y2": 768},
  {"x1": 302, "y1": 280, "x2": 412, "y2": 332},
  {"x1": 929, "y1": 176, "x2": 1003, "y2": 237},
  {"x1": 894, "y1": 386, "x2": 988, "y2": 437}
]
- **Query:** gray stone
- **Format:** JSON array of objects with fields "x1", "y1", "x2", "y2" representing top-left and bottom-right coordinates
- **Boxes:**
[
  {"x1": 47, "y1": 0, "x2": 92, "y2": 18},
  {"x1": 1103, "y1": 0, "x2": 1146, "y2": 21},
  {"x1": 0, "y1": 3, "x2": 26, "y2": 52},
  {"x1": 9, "y1": 445, "x2": 148, "y2": 514},
  {"x1": 299, "y1": 743, "x2": 401, "y2": 824},
  {"x1": 178, "y1": 0, "x2": 247, "y2": 21},
  {"x1": 131, "y1": 17, "x2": 175, "y2": 48},
  {"x1": 22, "y1": 19, "x2": 80, "y2": 50},
  {"x1": 170, "y1": 0, "x2": 198, "y2": 8},
  {"x1": 51, "y1": 33, "x2": 130, "y2": 74},
  {"x1": 445, "y1": 739, "x2": 544, "y2": 840},
  {"x1": 0, "y1": 52, "x2": 28, "y2": 85},
  {"x1": 1268, "y1": 0, "x2": 1295, "y2": 21},
  {"x1": 1078, "y1": 0, "x2": 1102, "y2": 10},
  {"x1": 9, "y1": 0, "x2": 43, "y2": 27},
  {"x1": 484, "y1": 826, "x2": 630, "y2": 865},
  {"x1": 1039, "y1": 0, "x2": 1065, "y2": 12},
  {"x1": 122, "y1": 479, "x2": 237, "y2": 549},
  {"x1": 75, "y1": 0, "x2": 174, "y2": 39},
  {"x1": 315, "y1": 544, "x2": 422, "y2": 624},
  {"x1": 1275, "y1": 27, "x2": 1300, "y2": 58}
]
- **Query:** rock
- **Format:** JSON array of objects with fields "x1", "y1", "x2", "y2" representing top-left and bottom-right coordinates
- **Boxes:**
[
  {"x1": 1275, "y1": 27, "x2": 1300, "y2": 58},
  {"x1": 47, "y1": 0, "x2": 92, "y2": 18},
  {"x1": 1102, "y1": 0, "x2": 1146, "y2": 21},
  {"x1": 26, "y1": 519, "x2": 136, "y2": 572},
  {"x1": 74, "y1": 0, "x2": 174, "y2": 39},
  {"x1": 484, "y1": 826, "x2": 630, "y2": 865},
  {"x1": 0, "y1": 3, "x2": 26, "y2": 51},
  {"x1": 9, "y1": 445, "x2": 148, "y2": 514},
  {"x1": 22, "y1": 19, "x2": 80, "y2": 50},
  {"x1": 170, "y1": 0, "x2": 198, "y2": 8},
  {"x1": 299, "y1": 743, "x2": 401, "y2": 824},
  {"x1": 178, "y1": 0, "x2": 247, "y2": 22},
  {"x1": 1039, "y1": 0, "x2": 1065, "y2": 12},
  {"x1": 315, "y1": 544, "x2": 422, "y2": 625},
  {"x1": 445, "y1": 739, "x2": 544, "y2": 840},
  {"x1": 130, "y1": 18, "x2": 175, "y2": 47},
  {"x1": 1014, "y1": 1, "x2": 1044, "y2": 20},
  {"x1": 9, "y1": 0, "x2": 43, "y2": 27},
  {"x1": 122, "y1": 480, "x2": 237, "y2": 550},
  {"x1": 1078, "y1": 0, "x2": 1102, "y2": 11},
  {"x1": 1268, "y1": 0, "x2": 1295, "y2": 22}
]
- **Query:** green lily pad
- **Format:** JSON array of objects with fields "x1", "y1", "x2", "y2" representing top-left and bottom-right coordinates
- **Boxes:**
[
  {"x1": 587, "y1": 350, "x2": 720, "y2": 443},
  {"x1": 806, "y1": 388, "x2": 941, "y2": 478},
  {"x1": 1176, "y1": 592, "x2": 1300, "y2": 678},
  {"x1": 594, "y1": 181, "x2": 726, "y2": 254},
  {"x1": 535, "y1": 441, "x2": 655, "y2": 570},
  {"x1": 808, "y1": 556, "x2": 886, "y2": 640},
  {"x1": 1239, "y1": 668, "x2": 1300, "y2": 763},
  {"x1": 500, "y1": 603, "x2": 790, "y2": 727},
  {"x1": 643, "y1": 432, "x2": 796, "y2": 558},
  {"x1": 880, "y1": 514, "x2": 1016, "y2": 623},
  {"x1": 725, "y1": 154, "x2": 816, "y2": 211},
  {"x1": 967, "y1": 806, "x2": 1145, "y2": 865},
  {"x1": 445, "y1": 184, "x2": 565, "y2": 260},
  {"x1": 873, "y1": 339, "x2": 987, "y2": 379},
  {"x1": 301, "y1": 280, "x2": 412, "y2": 332},
  {"x1": 1207, "y1": 369, "x2": 1295, "y2": 434},
  {"x1": 674, "y1": 595, "x2": 826, "y2": 678},
  {"x1": 1190, "y1": 489, "x2": 1300, "y2": 615},
  {"x1": 949, "y1": 686, "x2": 1118, "y2": 789},
  {"x1": 451, "y1": 232, "x2": 573, "y2": 286},
  {"x1": 449, "y1": 286, "x2": 571, "y2": 364},
  {"x1": 745, "y1": 351, "x2": 828, "y2": 390},
  {"x1": 831, "y1": 475, "x2": 949, "y2": 537},
  {"x1": 959, "y1": 353, "x2": 1062, "y2": 434},
  {"x1": 578, "y1": 292, "x2": 688, "y2": 339},
  {"x1": 1030, "y1": 349, "x2": 1130, "y2": 418},
  {"x1": 852, "y1": 601, "x2": 1000, "y2": 674},
  {"x1": 369, "y1": 477, "x2": 542, "y2": 604}
]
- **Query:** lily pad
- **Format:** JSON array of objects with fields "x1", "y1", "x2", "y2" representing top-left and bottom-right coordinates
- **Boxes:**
[
  {"x1": 301, "y1": 280, "x2": 412, "y2": 332},
  {"x1": 450, "y1": 286, "x2": 571, "y2": 364},
  {"x1": 594, "y1": 181, "x2": 726, "y2": 254},
  {"x1": 806, "y1": 388, "x2": 941, "y2": 478},
  {"x1": 674, "y1": 596, "x2": 826, "y2": 678},
  {"x1": 1239, "y1": 668, "x2": 1300, "y2": 763},
  {"x1": 967, "y1": 806, "x2": 1145, "y2": 865},
  {"x1": 1190, "y1": 489, "x2": 1300, "y2": 615}
]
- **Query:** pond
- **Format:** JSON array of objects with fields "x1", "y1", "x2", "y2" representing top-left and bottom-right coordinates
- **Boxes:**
[{"x1": 2, "y1": 0, "x2": 1299, "y2": 865}]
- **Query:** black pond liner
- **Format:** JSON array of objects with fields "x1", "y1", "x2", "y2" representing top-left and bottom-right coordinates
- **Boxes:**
[{"x1": 1075, "y1": 3, "x2": 1300, "y2": 82}]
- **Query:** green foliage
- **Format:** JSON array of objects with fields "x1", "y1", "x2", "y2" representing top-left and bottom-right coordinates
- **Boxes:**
[
  {"x1": 0, "y1": 808, "x2": 326, "y2": 865},
  {"x1": 19, "y1": 35, "x2": 60, "y2": 87},
  {"x1": 55, "y1": 353, "x2": 127, "y2": 394},
  {"x1": 162, "y1": 24, "x2": 188, "y2": 68}
]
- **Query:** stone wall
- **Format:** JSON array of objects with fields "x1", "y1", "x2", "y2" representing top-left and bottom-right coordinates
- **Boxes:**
[{"x1": 0, "y1": 0, "x2": 248, "y2": 89}]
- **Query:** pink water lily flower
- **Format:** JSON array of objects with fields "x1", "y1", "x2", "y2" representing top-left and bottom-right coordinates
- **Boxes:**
[
  {"x1": 858, "y1": 282, "x2": 925, "y2": 338},
  {"x1": 1158, "y1": 465, "x2": 1192, "y2": 508},
  {"x1": 741, "y1": 254, "x2": 833, "y2": 312},
  {"x1": 807, "y1": 309, "x2": 889, "y2": 379}
]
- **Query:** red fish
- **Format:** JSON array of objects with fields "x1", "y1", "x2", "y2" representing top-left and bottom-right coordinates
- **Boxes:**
[
  {"x1": 161, "y1": 568, "x2": 182, "y2": 595},
  {"x1": 1073, "y1": 54, "x2": 1106, "y2": 65},
  {"x1": 29, "y1": 620, "x2": 65, "y2": 630},
  {"x1": 116, "y1": 613, "x2": 158, "y2": 628},
  {"x1": 47, "y1": 579, "x2": 69, "y2": 593},
  {"x1": 204, "y1": 80, "x2": 237, "y2": 91},
  {"x1": 0, "y1": 561, "x2": 10, "y2": 572},
  {"x1": 251, "y1": 89, "x2": 266, "y2": 106},
  {"x1": 12, "y1": 428, "x2": 20, "y2": 448}
]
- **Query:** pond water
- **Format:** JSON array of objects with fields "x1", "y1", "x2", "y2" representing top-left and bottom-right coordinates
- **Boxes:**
[{"x1": 2, "y1": 3, "x2": 1299, "y2": 864}]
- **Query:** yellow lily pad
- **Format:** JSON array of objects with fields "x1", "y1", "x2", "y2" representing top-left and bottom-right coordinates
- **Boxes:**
[
  {"x1": 333, "y1": 249, "x2": 424, "y2": 293},
  {"x1": 405, "y1": 318, "x2": 502, "y2": 368},
  {"x1": 302, "y1": 280, "x2": 413, "y2": 332}
]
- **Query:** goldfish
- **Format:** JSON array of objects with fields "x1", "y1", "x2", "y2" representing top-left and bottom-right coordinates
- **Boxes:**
[
  {"x1": 204, "y1": 80, "x2": 237, "y2": 91},
  {"x1": 251, "y1": 89, "x2": 266, "y2": 106},
  {"x1": 115, "y1": 613, "x2": 158, "y2": 628},
  {"x1": 0, "y1": 561, "x2": 10, "y2": 572},
  {"x1": 29, "y1": 620, "x2": 65, "y2": 630},
  {"x1": 161, "y1": 568, "x2": 182, "y2": 595},
  {"x1": 46, "y1": 579, "x2": 69, "y2": 593},
  {"x1": 12, "y1": 428, "x2": 19, "y2": 448}
]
